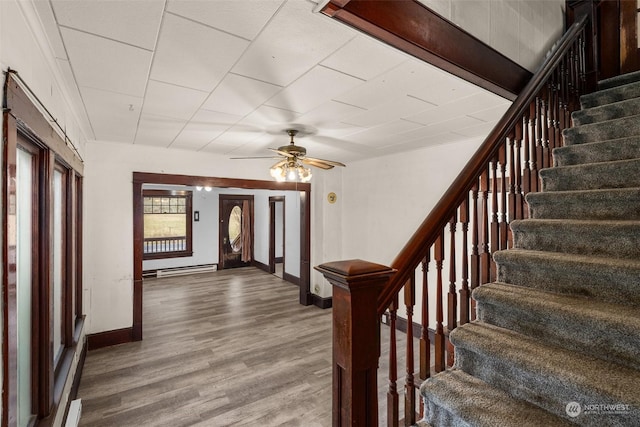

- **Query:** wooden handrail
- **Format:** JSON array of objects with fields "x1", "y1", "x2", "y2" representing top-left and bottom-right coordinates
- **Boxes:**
[{"x1": 377, "y1": 13, "x2": 592, "y2": 315}]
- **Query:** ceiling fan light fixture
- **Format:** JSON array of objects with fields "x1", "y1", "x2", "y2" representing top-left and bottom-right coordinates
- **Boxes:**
[{"x1": 270, "y1": 161, "x2": 312, "y2": 183}]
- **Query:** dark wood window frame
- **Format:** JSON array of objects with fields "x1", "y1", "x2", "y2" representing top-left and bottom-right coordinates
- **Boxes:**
[
  {"x1": 142, "y1": 189, "x2": 193, "y2": 260},
  {"x1": 3, "y1": 74, "x2": 85, "y2": 425}
]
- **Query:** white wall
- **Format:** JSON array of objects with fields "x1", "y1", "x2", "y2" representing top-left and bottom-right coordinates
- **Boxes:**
[
  {"x1": 275, "y1": 202, "x2": 284, "y2": 258},
  {"x1": 84, "y1": 141, "x2": 308, "y2": 333},
  {"x1": 418, "y1": 0, "x2": 565, "y2": 71}
]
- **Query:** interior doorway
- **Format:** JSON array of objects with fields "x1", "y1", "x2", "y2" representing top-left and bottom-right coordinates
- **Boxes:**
[
  {"x1": 269, "y1": 196, "x2": 285, "y2": 278},
  {"x1": 219, "y1": 195, "x2": 254, "y2": 270}
]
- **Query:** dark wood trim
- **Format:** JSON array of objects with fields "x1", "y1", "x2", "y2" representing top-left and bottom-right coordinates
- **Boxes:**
[
  {"x1": 283, "y1": 272, "x2": 301, "y2": 287},
  {"x1": 74, "y1": 176, "x2": 83, "y2": 324},
  {"x1": 3, "y1": 110, "x2": 19, "y2": 427},
  {"x1": 252, "y1": 259, "x2": 271, "y2": 274},
  {"x1": 311, "y1": 294, "x2": 333, "y2": 309},
  {"x1": 269, "y1": 196, "x2": 285, "y2": 275},
  {"x1": 4, "y1": 73, "x2": 85, "y2": 426},
  {"x1": 131, "y1": 172, "x2": 312, "y2": 347},
  {"x1": 61, "y1": 337, "x2": 86, "y2": 424},
  {"x1": 321, "y1": 0, "x2": 532, "y2": 100},
  {"x1": 299, "y1": 191, "x2": 312, "y2": 305},
  {"x1": 620, "y1": 0, "x2": 640, "y2": 73},
  {"x1": 4, "y1": 76, "x2": 83, "y2": 173},
  {"x1": 87, "y1": 328, "x2": 134, "y2": 351}
]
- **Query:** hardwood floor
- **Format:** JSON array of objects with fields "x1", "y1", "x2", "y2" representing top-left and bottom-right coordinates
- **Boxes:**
[{"x1": 77, "y1": 267, "x2": 426, "y2": 426}]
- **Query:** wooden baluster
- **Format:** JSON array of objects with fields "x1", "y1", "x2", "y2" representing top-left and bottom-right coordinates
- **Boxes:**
[
  {"x1": 479, "y1": 169, "x2": 491, "y2": 285},
  {"x1": 521, "y1": 112, "x2": 532, "y2": 196},
  {"x1": 514, "y1": 128, "x2": 524, "y2": 220},
  {"x1": 469, "y1": 184, "x2": 480, "y2": 321},
  {"x1": 498, "y1": 141, "x2": 508, "y2": 250},
  {"x1": 534, "y1": 96, "x2": 544, "y2": 189},
  {"x1": 507, "y1": 133, "x2": 517, "y2": 248},
  {"x1": 315, "y1": 260, "x2": 394, "y2": 427},
  {"x1": 459, "y1": 198, "x2": 470, "y2": 324},
  {"x1": 540, "y1": 91, "x2": 550, "y2": 170},
  {"x1": 420, "y1": 254, "x2": 431, "y2": 381},
  {"x1": 388, "y1": 295, "x2": 399, "y2": 427},
  {"x1": 489, "y1": 157, "x2": 499, "y2": 281},
  {"x1": 434, "y1": 232, "x2": 445, "y2": 373},
  {"x1": 548, "y1": 74, "x2": 557, "y2": 154},
  {"x1": 447, "y1": 214, "x2": 457, "y2": 367},
  {"x1": 553, "y1": 68, "x2": 562, "y2": 150},
  {"x1": 404, "y1": 275, "x2": 416, "y2": 426}
]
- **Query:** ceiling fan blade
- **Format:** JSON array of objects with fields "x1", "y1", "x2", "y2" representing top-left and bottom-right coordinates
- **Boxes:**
[
  {"x1": 230, "y1": 156, "x2": 282, "y2": 160},
  {"x1": 271, "y1": 159, "x2": 287, "y2": 169},
  {"x1": 268, "y1": 148, "x2": 294, "y2": 158},
  {"x1": 304, "y1": 156, "x2": 346, "y2": 167},
  {"x1": 301, "y1": 158, "x2": 334, "y2": 170}
]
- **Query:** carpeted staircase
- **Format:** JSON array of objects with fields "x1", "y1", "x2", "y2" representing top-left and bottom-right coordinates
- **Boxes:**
[{"x1": 420, "y1": 71, "x2": 640, "y2": 426}]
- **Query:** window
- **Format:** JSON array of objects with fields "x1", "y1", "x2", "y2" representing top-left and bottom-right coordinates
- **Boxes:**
[{"x1": 143, "y1": 190, "x2": 193, "y2": 259}]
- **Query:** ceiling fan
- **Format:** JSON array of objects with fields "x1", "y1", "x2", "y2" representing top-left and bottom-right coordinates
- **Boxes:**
[{"x1": 231, "y1": 129, "x2": 346, "y2": 182}]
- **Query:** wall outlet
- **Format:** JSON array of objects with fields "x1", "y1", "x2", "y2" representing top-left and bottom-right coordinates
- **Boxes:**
[{"x1": 314, "y1": 284, "x2": 320, "y2": 294}]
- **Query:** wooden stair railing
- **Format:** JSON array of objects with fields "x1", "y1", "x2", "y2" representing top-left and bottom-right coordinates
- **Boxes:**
[{"x1": 317, "y1": 12, "x2": 595, "y2": 427}]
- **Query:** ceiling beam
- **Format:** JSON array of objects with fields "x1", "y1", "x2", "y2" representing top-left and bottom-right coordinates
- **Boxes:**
[{"x1": 320, "y1": 0, "x2": 532, "y2": 101}]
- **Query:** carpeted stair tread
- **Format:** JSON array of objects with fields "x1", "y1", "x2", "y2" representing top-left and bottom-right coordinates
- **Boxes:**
[
  {"x1": 421, "y1": 369, "x2": 576, "y2": 427},
  {"x1": 474, "y1": 282, "x2": 640, "y2": 370},
  {"x1": 580, "y1": 80, "x2": 640, "y2": 108},
  {"x1": 493, "y1": 249, "x2": 640, "y2": 306},
  {"x1": 553, "y1": 135, "x2": 640, "y2": 166},
  {"x1": 562, "y1": 114, "x2": 640, "y2": 145},
  {"x1": 598, "y1": 70, "x2": 640, "y2": 90},
  {"x1": 539, "y1": 158, "x2": 640, "y2": 191},
  {"x1": 510, "y1": 219, "x2": 640, "y2": 259},
  {"x1": 451, "y1": 322, "x2": 640, "y2": 425},
  {"x1": 572, "y1": 96, "x2": 640, "y2": 125},
  {"x1": 526, "y1": 187, "x2": 640, "y2": 220}
]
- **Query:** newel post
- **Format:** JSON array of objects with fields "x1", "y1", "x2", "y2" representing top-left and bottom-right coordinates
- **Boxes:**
[{"x1": 315, "y1": 259, "x2": 396, "y2": 426}]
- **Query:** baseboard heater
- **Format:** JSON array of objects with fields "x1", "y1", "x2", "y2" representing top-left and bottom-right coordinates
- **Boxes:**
[{"x1": 154, "y1": 264, "x2": 217, "y2": 278}]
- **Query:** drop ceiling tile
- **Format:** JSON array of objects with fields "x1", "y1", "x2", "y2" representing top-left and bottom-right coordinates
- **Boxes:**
[
  {"x1": 240, "y1": 105, "x2": 301, "y2": 128},
  {"x1": 231, "y1": 0, "x2": 354, "y2": 86},
  {"x1": 405, "y1": 92, "x2": 509, "y2": 125},
  {"x1": 170, "y1": 109, "x2": 242, "y2": 150},
  {"x1": 60, "y1": 27, "x2": 152, "y2": 97},
  {"x1": 52, "y1": 0, "x2": 164, "y2": 50},
  {"x1": 321, "y1": 35, "x2": 408, "y2": 81},
  {"x1": 166, "y1": 0, "x2": 284, "y2": 40},
  {"x1": 344, "y1": 95, "x2": 436, "y2": 128},
  {"x1": 426, "y1": 115, "x2": 485, "y2": 135},
  {"x1": 266, "y1": 66, "x2": 363, "y2": 114},
  {"x1": 33, "y1": 0, "x2": 67, "y2": 59},
  {"x1": 468, "y1": 103, "x2": 511, "y2": 122},
  {"x1": 80, "y1": 86, "x2": 142, "y2": 143},
  {"x1": 151, "y1": 13, "x2": 249, "y2": 92},
  {"x1": 347, "y1": 120, "x2": 425, "y2": 147},
  {"x1": 202, "y1": 73, "x2": 282, "y2": 117},
  {"x1": 135, "y1": 113, "x2": 186, "y2": 147},
  {"x1": 142, "y1": 80, "x2": 209, "y2": 120},
  {"x1": 451, "y1": 120, "x2": 498, "y2": 138},
  {"x1": 296, "y1": 100, "x2": 366, "y2": 129},
  {"x1": 376, "y1": 131, "x2": 464, "y2": 152}
]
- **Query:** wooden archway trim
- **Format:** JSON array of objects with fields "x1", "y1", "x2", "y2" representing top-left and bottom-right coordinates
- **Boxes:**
[{"x1": 132, "y1": 172, "x2": 312, "y2": 341}]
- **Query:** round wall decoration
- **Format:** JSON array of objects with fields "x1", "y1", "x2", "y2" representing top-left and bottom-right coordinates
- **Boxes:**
[{"x1": 327, "y1": 192, "x2": 337, "y2": 204}]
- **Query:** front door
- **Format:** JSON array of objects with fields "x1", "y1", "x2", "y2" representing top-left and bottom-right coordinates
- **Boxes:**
[{"x1": 219, "y1": 195, "x2": 254, "y2": 269}]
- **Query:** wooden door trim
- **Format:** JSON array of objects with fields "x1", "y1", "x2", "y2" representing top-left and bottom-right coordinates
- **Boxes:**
[
  {"x1": 218, "y1": 194, "x2": 254, "y2": 270},
  {"x1": 269, "y1": 196, "x2": 285, "y2": 275},
  {"x1": 132, "y1": 173, "x2": 312, "y2": 341}
]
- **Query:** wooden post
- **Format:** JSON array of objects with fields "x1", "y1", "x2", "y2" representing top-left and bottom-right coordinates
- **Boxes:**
[{"x1": 315, "y1": 259, "x2": 395, "y2": 427}]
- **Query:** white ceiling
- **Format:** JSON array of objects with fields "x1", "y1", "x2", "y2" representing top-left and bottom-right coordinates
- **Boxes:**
[{"x1": 35, "y1": 0, "x2": 511, "y2": 164}]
